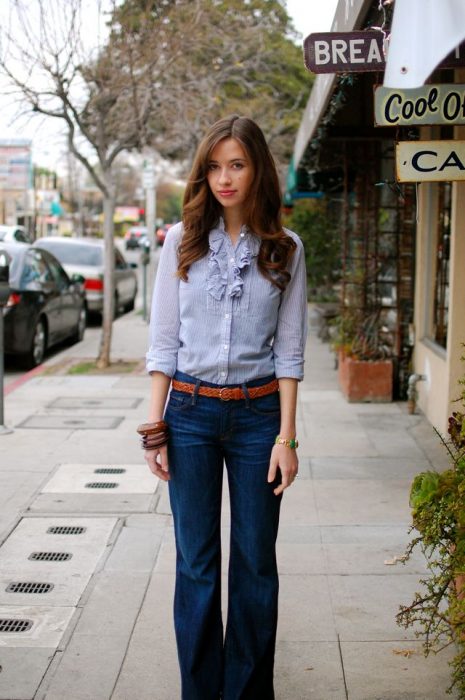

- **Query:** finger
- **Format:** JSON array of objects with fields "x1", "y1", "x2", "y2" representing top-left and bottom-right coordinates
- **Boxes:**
[
  {"x1": 157, "y1": 445, "x2": 169, "y2": 472},
  {"x1": 273, "y1": 471, "x2": 295, "y2": 496},
  {"x1": 144, "y1": 449, "x2": 168, "y2": 479},
  {"x1": 267, "y1": 455, "x2": 278, "y2": 483}
]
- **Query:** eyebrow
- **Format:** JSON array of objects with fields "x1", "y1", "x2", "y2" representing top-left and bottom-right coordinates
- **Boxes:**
[{"x1": 208, "y1": 158, "x2": 247, "y2": 164}]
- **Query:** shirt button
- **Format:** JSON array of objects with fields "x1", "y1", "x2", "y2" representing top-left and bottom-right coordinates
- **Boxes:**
[
  {"x1": 221, "y1": 372, "x2": 226, "y2": 377},
  {"x1": 230, "y1": 257, "x2": 234, "y2": 263},
  {"x1": 225, "y1": 313, "x2": 229, "y2": 319},
  {"x1": 224, "y1": 344, "x2": 228, "y2": 350},
  {"x1": 240, "y1": 232, "x2": 245, "y2": 238}
]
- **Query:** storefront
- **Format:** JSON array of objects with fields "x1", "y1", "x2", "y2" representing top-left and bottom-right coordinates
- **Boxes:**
[{"x1": 291, "y1": 0, "x2": 465, "y2": 431}]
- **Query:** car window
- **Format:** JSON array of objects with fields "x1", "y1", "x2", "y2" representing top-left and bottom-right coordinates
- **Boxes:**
[
  {"x1": 41, "y1": 250, "x2": 70, "y2": 291},
  {"x1": 14, "y1": 230, "x2": 29, "y2": 243},
  {"x1": 38, "y1": 240, "x2": 103, "y2": 266},
  {"x1": 0, "y1": 232, "x2": 6, "y2": 241},
  {"x1": 20, "y1": 250, "x2": 54, "y2": 288},
  {"x1": 115, "y1": 249, "x2": 127, "y2": 269}
]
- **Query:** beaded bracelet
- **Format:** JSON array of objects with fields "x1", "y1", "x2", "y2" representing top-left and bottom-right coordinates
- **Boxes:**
[{"x1": 275, "y1": 436, "x2": 299, "y2": 449}]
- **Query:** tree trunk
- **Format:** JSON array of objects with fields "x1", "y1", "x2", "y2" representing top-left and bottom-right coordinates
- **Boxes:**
[{"x1": 97, "y1": 183, "x2": 116, "y2": 368}]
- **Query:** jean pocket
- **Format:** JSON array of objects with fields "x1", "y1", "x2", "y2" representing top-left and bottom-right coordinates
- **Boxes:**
[
  {"x1": 249, "y1": 392, "x2": 281, "y2": 416},
  {"x1": 167, "y1": 390, "x2": 193, "y2": 412}
]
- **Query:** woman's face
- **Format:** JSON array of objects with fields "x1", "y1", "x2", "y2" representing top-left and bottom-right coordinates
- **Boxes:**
[{"x1": 206, "y1": 138, "x2": 254, "y2": 215}]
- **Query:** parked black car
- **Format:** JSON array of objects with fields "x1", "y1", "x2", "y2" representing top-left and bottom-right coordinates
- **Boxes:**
[{"x1": 2, "y1": 243, "x2": 86, "y2": 368}]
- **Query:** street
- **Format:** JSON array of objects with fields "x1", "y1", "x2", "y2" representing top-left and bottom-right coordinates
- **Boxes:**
[{"x1": 3, "y1": 239, "x2": 160, "y2": 388}]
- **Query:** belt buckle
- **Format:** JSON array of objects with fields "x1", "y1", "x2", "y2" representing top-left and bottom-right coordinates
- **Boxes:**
[{"x1": 219, "y1": 387, "x2": 231, "y2": 402}]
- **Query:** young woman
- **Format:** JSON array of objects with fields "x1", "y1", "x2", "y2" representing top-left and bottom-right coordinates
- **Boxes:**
[{"x1": 140, "y1": 115, "x2": 307, "y2": 700}]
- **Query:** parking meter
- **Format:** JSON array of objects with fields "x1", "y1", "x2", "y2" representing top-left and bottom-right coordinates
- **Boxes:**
[
  {"x1": 0, "y1": 250, "x2": 10, "y2": 307},
  {"x1": 140, "y1": 239, "x2": 151, "y2": 266}
]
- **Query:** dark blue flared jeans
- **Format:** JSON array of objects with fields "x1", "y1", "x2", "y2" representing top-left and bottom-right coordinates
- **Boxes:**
[{"x1": 165, "y1": 371, "x2": 282, "y2": 700}]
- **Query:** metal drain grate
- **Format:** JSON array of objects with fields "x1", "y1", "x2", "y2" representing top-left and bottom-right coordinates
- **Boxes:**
[
  {"x1": 47, "y1": 526, "x2": 86, "y2": 535},
  {"x1": 94, "y1": 468, "x2": 126, "y2": 474},
  {"x1": 84, "y1": 482, "x2": 119, "y2": 489},
  {"x1": 0, "y1": 618, "x2": 33, "y2": 633},
  {"x1": 6, "y1": 581, "x2": 54, "y2": 594},
  {"x1": 28, "y1": 551, "x2": 73, "y2": 562}
]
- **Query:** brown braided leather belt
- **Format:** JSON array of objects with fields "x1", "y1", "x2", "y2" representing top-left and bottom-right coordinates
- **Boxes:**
[{"x1": 171, "y1": 378, "x2": 279, "y2": 402}]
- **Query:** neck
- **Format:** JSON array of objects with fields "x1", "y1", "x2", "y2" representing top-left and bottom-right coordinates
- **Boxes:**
[{"x1": 223, "y1": 209, "x2": 244, "y2": 242}]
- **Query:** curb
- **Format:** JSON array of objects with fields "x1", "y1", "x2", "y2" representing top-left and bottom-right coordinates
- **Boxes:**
[{"x1": 4, "y1": 361, "x2": 48, "y2": 396}]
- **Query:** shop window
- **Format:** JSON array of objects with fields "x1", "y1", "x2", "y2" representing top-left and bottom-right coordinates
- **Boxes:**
[{"x1": 433, "y1": 182, "x2": 452, "y2": 349}]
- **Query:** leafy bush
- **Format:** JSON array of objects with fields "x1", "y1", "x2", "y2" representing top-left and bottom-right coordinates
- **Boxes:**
[{"x1": 397, "y1": 358, "x2": 465, "y2": 696}]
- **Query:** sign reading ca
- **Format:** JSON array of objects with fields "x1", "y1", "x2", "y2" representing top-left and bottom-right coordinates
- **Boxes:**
[
  {"x1": 375, "y1": 85, "x2": 465, "y2": 126},
  {"x1": 396, "y1": 141, "x2": 465, "y2": 182}
]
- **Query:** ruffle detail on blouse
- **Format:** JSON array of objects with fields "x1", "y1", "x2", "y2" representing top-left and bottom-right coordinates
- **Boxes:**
[{"x1": 206, "y1": 226, "x2": 259, "y2": 302}]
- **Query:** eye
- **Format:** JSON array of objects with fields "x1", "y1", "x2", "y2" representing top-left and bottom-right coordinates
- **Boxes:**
[
  {"x1": 232, "y1": 162, "x2": 244, "y2": 170},
  {"x1": 207, "y1": 163, "x2": 218, "y2": 171}
]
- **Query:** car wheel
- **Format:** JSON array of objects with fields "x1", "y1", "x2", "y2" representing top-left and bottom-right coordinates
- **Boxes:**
[
  {"x1": 24, "y1": 318, "x2": 46, "y2": 369},
  {"x1": 70, "y1": 305, "x2": 86, "y2": 344},
  {"x1": 124, "y1": 296, "x2": 135, "y2": 312}
]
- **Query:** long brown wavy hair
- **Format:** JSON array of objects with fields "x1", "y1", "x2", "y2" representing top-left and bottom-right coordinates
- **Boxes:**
[{"x1": 179, "y1": 115, "x2": 296, "y2": 290}]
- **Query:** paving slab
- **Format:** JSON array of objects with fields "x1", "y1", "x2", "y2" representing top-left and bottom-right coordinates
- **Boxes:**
[
  {"x1": 40, "y1": 463, "x2": 159, "y2": 494},
  {"x1": 328, "y1": 574, "x2": 428, "y2": 642},
  {"x1": 323, "y1": 542, "x2": 428, "y2": 576},
  {"x1": 111, "y1": 631, "x2": 181, "y2": 700},
  {"x1": 340, "y1": 641, "x2": 458, "y2": 699},
  {"x1": 0, "y1": 605, "x2": 76, "y2": 648},
  {"x1": 17, "y1": 415, "x2": 124, "y2": 430},
  {"x1": 277, "y1": 574, "x2": 338, "y2": 642},
  {"x1": 46, "y1": 396, "x2": 142, "y2": 410},
  {"x1": 310, "y1": 456, "x2": 430, "y2": 481},
  {"x1": 299, "y1": 417, "x2": 378, "y2": 459},
  {"x1": 0, "y1": 647, "x2": 55, "y2": 700},
  {"x1": 358, "y1": 413, "x2": 426, "y2": 459},
  {"x1": 40, "y1": 633, "x2": 130, "y2": 700},
  {"x1": 0, "y1": 572, "x2": 92, "y2": 607},
  {"x1": 0, "y1": 516, "x2": 118, "y2": 578},
  {"x1": 313, "y1": 479, "x2": 412, "y2": 526},
  {"x1": 103, "y1": 519, "x2": 166, "y2": 573},
  {"x1": 278, "y1": 481, "x2": 320, "y2": 526},
  {"x1": 274, "y1": 641, "x2": 346, "y2": 700},
  {"x1": 26, "y1": 493, "x2": 156, "y2": 514}
]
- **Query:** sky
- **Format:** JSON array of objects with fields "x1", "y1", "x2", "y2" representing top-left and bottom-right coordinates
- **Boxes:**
[{"x1": 0, "y1": 0, "x2": 340, "y2": 170}]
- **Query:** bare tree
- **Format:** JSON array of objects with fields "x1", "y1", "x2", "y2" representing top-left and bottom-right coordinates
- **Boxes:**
[
  {"x1": 0, "y1": 0, "x2": 202, "y2": 366},
  {"x1": 0, "y1": 0, "x2": 309, "y2": 367}
]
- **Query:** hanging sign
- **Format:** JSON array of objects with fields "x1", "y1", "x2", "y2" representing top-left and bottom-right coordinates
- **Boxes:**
[
  {"x1": 396, "y1": 140, "x2": 465, "y2": 182},
  {"x1": 304, "y1": 31, "x2": 385, "y2": 73},
  {"x1": 375, "y1": 85, "x2": 465, "y2": 126},
  {"x1": 304, "y1": 33, "x2": 465, "y2": 74}
]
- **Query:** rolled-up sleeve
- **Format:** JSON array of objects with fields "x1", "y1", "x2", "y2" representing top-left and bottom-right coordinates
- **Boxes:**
[
  {"x1": 272, "y1": 234, "x2": 308, "y2": 381},
  {"x1": 145, "y1": 223, "x2": 182, "y2": 376}
]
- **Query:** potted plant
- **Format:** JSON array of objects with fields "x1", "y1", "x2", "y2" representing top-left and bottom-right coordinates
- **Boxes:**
[
  {"x1": 397, "y1": 365, "x2": 465, "y2": 697},
  {"x1": 330, "y1": 307, "x2": 393, "y2": 402}
]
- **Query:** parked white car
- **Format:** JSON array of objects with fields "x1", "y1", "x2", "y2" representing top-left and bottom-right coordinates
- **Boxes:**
[
  {"x1": 0, "y1": 225, "x2": 32, "y2": 244},
  {"x1": 33, "y1": 237, "x2": 138, "y2": 316}
]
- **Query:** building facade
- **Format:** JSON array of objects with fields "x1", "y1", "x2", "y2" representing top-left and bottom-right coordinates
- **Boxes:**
[{"x1": 291, "y1": 0, "x2": 465, "y2": 432}]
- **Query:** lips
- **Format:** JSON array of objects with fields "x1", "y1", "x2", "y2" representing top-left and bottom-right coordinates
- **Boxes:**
[{"x1": 218, "y1": 190, "x2": 236, "y2": 196}]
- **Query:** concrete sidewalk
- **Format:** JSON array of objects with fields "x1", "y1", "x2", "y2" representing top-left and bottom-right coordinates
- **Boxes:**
[{"x1": 0, "y1": 308, "x2": 458, "y2": 699}]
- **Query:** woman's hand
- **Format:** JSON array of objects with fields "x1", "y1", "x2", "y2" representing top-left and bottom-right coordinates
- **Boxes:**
[
  {"x1": 144, "y1": 445, "x2": 170, "y2": 481},
  {"x1": 267, "y1": 444, "x2": 298, "y2": 496}
]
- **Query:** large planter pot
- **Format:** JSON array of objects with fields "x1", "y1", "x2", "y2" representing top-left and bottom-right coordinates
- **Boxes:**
[{"x1": 338, "y1": 352, "x2": 393, "y2": 403}]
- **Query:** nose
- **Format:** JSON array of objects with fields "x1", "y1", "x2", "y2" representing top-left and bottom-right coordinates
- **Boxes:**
[{"x1": 218, "y1": 167, "x2": 231, "y2": 185}]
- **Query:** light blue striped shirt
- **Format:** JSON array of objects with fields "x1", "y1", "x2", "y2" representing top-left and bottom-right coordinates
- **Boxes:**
[{"x1": 146, "y1": 220, "x2": 307, "y2": 384}]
